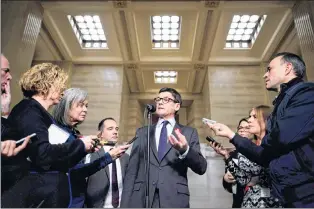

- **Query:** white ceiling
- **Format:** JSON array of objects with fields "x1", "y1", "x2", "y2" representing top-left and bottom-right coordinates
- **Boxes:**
[{"x1": 34, "y1": 0, "x2": 296, "y2": 93}]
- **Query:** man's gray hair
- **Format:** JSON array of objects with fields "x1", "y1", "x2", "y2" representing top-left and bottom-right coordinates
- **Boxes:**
[
  {"x1": 271, "y1": 52, "x2": 306, "y2": 79},
  {"x1": 53, "y1": 88, "x2": 88, "y2": 127}
]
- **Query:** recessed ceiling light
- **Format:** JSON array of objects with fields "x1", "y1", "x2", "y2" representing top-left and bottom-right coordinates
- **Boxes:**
[
  {"x1": 162, "y1": 43, "x2": 169, "y2": 48},
  {"x1": 234, "y1": 42, "x2": 240, "y2": 48},
  {"x1": 169, "y1": 71, "x2": 177, "y2": 76},
  {"x1": 225, "y1": 14, "x2": 267, "y2": 49},
  {"x1": 154, "y1": 71, "x2": 178, "y2": 84},
  {"x1": 225, "y1": 43, "x2": 232, "y2": 48},
  {"x1": 68, "y1": 15, "x2": 108, "y2": 49},
  {"x1": 227, "y1": 35, "x2": 233, "y2": 41},
  {"x1": 151, "y1": 15, "x2": 181, "y2": 49},
  {"x1": 152, "y1": 16, "x2": 162, "y2": 22},
  {"x1": 155, "y1": 43, "x2": 161, "y2": 48},
  {"x1": 249, "y1": 15, "x2": 259, "y2": 22},
  {"x1": 170, "y1": 43, "x2": 177, "y2": 48},
  {"x1": 170, "y1": 29, "x2": 178, "y2": 35},
  {"x1": 161, "y1": 34, "x2": 170, "y2": 41},
  {"x1": 171, "y1": 16, "x2": 180, "y2": 23},
  {"x1": 242, "y1": 35, "x2": 251, "y2": 41},
  {"x1": 241, "y1": 42, "x2": 249, "y2": 48},
  {"x1": 154, "y1": 35, "x2": 161, "y2": 41},
  {"x1": 154, "y1": 29, "x2": 162, "y2": 35}
]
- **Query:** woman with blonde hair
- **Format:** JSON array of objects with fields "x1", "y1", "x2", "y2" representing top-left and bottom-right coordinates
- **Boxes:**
[
  {"x1": 4, "y1": 63, "x2": 98, "y2": 207},
  {"x1": 207, "y1": 105, "x2": 282, "y2": 208}
]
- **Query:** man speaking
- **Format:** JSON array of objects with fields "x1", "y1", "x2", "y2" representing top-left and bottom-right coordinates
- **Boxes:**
[{"x1": 121, "y1": 87, "x2": 207, "y2": 208}]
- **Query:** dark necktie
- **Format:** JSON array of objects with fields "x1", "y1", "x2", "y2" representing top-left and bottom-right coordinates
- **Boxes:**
[
  {"x1": 158, "y1": 120, "x2": 169, "y2": 161},
  {"x1": 111, "y1": 160, "x2": 119, "y2": 208}
]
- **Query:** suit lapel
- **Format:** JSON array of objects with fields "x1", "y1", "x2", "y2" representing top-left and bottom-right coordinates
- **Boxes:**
[
  {"x1": 99, "y1": 147, "x2": 110, "y2": 180},
  {"x1": 120, "y1": 156, "x2": 125, "y2": 179},
  {"x1": 104, "y1": 166, "x2": 109, "y2": 180},
  {"x1": 160, "y1": 123, "x2": 183, "y2": 162},
  {"x1": 149, "y1": 124, "x2": 158, "y2": 162}
]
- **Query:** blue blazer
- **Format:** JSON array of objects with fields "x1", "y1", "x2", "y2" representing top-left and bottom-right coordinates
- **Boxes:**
[{"x1": 58, "y1": 124, "x2": 113, "y2": 208}]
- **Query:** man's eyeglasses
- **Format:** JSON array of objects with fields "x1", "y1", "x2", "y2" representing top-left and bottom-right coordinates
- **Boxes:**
[{"x1": 154, "y1": 97, "x2": 178, "y2": 104}]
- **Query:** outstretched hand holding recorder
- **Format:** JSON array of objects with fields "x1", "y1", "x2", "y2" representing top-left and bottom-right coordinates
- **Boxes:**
[{"x1": 206, "y1": 136, "x2": 229, "y2": 159}]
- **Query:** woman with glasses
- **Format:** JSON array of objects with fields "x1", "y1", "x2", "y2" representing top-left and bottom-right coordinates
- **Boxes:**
[
  {"x1": 222, "y1": 118, "x2": 253, "y2": 208},
  {"x1": 53, "y1": 88, "x2": 130, "y2": 208},
  {"x1": 207, "y1": 105, "x2": 282, "y2": 208}
]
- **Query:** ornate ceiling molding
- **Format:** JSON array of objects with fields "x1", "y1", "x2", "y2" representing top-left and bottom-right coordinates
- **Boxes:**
[
  {"x1": 204, "y1": 1, "x2": 219, "y2": 8},
  {"x1": 194, "y1": 63, "x2": 206, "y2": 71},
  {"x1": 124, "y1": 63, "x2": 138, "y2": 70},
  {"x1": 113, "y1": 0, "x2": 128, "y2": 8}
]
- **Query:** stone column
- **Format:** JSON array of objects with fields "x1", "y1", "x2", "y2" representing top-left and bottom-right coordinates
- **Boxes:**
[
  {"x1": 292, "y1": 1, "x2": 314, "y2": 81},
  {"x1": 1, "y1": 1, "x2": 43, "y2": 106}
]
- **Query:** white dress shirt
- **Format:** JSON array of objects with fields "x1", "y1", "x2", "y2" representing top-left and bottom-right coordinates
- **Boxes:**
[
  {"x1": 85, "y1": 146, "x2": 123, "y2": 208},
  {"x1": 155, "y1": 117, "x2": 189, "y2": 159},
  {"x1": 102, "y1": 146, "x2": 123, "y2": 208}
]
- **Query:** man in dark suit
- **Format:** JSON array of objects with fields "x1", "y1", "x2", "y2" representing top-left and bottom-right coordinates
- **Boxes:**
[
  {"x1": 86, "y1": 117, "x2": 129, "y2": 208},
  {"x1": 120, "y1": 87, "x2": 207, "y2": 208}
]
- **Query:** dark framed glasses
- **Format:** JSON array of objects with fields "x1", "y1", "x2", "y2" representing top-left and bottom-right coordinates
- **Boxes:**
[{"x1": 154, "y1": 97, "x2": 178, "y2": 104}]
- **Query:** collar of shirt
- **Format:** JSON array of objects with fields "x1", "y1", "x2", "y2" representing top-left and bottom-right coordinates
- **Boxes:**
[
  {"x1": 157, "y1": 117, "x2": 176, "y2": 128},
  {"x1": 272, "y1": 77, "x2": 303, "y2": 105},
  {"x1": 103, "y1": 145, "x2": 113, "y2": 153}
]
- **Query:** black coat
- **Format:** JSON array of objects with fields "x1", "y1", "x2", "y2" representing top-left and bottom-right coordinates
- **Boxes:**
[
  {"x1": 222, "y1": 150, "x2": 244, "y2": 208},
  {"x1": 4, "y1": 98, "x2": 87, "y2": 207},
  {"x1": 1, "y1": 116, "x2": 29, "y2": 194},
  {"x1": 231, "y1": 79, "x2": 314, "y2": 207}
]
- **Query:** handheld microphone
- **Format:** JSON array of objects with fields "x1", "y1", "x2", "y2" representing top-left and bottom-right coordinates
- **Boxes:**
[
  {"x1": 126, "y1": 136, "x2": 138, "y2": 145},
  {"x1": 146, "y1": 104, "x2": 156, "y2": 113}
]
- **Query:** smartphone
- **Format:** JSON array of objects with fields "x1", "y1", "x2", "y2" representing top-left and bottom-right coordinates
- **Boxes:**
[
  {"x1": 202, "y1": 118, "x2": 216, "y2": 125},
  {"x1": 16, "y1": 133, "x2": 36, "y2": 145},
  {"x1": 206, "y1": 136, "x2": 221, "y2": 146}
]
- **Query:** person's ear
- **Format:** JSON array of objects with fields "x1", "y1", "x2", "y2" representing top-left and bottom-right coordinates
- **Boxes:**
[
  {"x1": 174, "y1": 103, "x2": 180, "y2": 112},
  {"x1": 284, "y1": 62, "x2": 293, "y2": 76}
]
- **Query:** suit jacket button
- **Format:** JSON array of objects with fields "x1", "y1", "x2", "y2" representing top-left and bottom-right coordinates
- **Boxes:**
[
  {"x1": 159, "y1": 167, "x2": 161, "y2": 170},
  {"x1": 152, "y1": 181, "x2": 156, "y2": 185}
]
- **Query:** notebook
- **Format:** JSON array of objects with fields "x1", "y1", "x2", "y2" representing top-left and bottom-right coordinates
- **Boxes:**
[{"x1": 48, "y1": 124, "x2": 70, "y2": 144}]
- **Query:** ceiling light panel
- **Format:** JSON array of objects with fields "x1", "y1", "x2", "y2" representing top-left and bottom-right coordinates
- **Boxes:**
[
  {"x1": 151, "y1": 15, "x2": 181, "y2": 49},
  {"x1": 67, "y1": 15, "x2": 108, "y2": 49},
  {"x1": 225, "y1": 14, "x2": 267, "y2": 49},
  {"x1": 154, "y1": 71, "x2": 178, "y2": 84}
]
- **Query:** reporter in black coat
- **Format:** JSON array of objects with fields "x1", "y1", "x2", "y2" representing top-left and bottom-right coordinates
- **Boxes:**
[{"x1": 3, "y1": 63, "x2": 96, "y2": 207}]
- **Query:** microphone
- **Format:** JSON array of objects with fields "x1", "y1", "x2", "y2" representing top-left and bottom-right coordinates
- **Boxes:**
[
  {"x1": 146, "y1": 104, "x2": 156, "y2": 113},
  {"x1": 126, "y1": 136, "x2": 138, "y2": 145}
]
